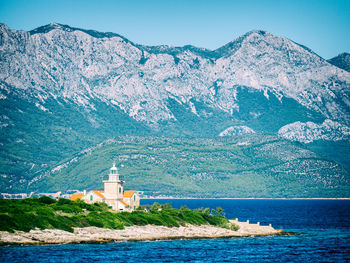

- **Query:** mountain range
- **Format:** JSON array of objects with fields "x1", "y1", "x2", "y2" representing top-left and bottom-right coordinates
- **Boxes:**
[{"x1": 0, "y1": 23, "x2": 349, "y2": 196}]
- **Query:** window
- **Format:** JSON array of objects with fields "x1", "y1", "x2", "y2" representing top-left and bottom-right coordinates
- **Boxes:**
[
  {"x1": 90, "y1": 195, "x2": 93, "y2": 201},
  {"x1": 134, "y1": 206, "x2": 136, "y2": 210},
  {"x1": 119, "y1": 187, "x2": 121, "y2": 193},
  {"x1": 134, "y1": 195, "x2": 135, "y2": 201}
]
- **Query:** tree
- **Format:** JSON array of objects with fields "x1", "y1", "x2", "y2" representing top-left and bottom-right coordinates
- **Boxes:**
[
  {"x1": 216, "y1": 207, "x2": 224, "y2": 216},
  {"x1": 161, "y1": 203, "x2": 172, "y2": 209},
  {"x1": 151, "y1": 202, "x2": 162, "y2": 211}
]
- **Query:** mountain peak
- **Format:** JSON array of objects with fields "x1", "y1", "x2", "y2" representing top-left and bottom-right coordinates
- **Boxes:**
[
  {"x1": 214, "y1": 29, "x2": 273, "y2": 57},
  {"x1": 0, "y1": 23, "x2": 9, "y2": 30},
  {"x1": 245, "y1": 29, "x2": 269, "y2": 36},
  {"x1": 214, "y1": 29, "x2": 325, "y2": 63},
  {"x1": 29, "y1": 23, "x2": 74, "y2": 34},
  {"x1": 327, "y1": 52, "x2": 350, "y2": 72},
  {"x1": 29, "y1": 23, "x2": 132, "y2": 43}
]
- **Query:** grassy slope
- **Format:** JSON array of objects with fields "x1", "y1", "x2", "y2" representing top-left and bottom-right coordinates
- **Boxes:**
[
  {"x1": 0, "y1": 92, "x2": 153, "y2": 192},
  {"x1": 31, "y1": 135, "x2": 350, "y2": 198},
  {"x1": 0, "y1": 197, "x2": 237, "y2": 233}
]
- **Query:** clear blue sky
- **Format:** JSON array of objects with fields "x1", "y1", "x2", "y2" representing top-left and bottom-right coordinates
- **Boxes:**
[{"x1": 0, "y1": 0, "x2": 349, "y2": 58}]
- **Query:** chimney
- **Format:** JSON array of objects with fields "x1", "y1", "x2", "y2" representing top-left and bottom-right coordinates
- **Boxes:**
[{"x1": 83, "y1": 189, "x2": 86, "y2": 195}]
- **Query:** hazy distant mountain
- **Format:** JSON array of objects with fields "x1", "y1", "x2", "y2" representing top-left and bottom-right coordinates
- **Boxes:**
[
  {"x1": 0, "y1": 23, "x2": 349, "y2": 195},
  {"x1": 328, "y1": 52, "x2": 350, "y2": 73}
]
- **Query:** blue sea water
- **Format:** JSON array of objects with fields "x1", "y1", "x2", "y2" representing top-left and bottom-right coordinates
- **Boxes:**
[{"x1": 1, "y1": 199, "x2": 350, "y2": 262}]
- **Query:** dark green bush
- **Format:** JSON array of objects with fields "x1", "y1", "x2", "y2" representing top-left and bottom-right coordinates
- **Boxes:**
[
  {"x1": 180, "y1": 209, "x2": 207, "y2": 225},
  {"x1": 48, "y1": 216, "x2": 74, "y2": 232},
  {"x1": 12, "y1": 213, "x2": 38, "y2": 232},
  {"x1": 74, "y1": 199, "x2": 94, "y2": 210},
  {"x1": 86, "y1": 212, "x2": 104, "y2": 228},
  {"x1": 0, "y1": 199, "x2": 235, "y2": 233},
  {"x1": 35, "y1": 207, "x2": 55, "y2": 217},
  {"x1": 92, "y1": 202, "x2": 110, "y2": 211},
  {"x1": 70, "y1": 215, "x2": 90, "y2": 228},
  {"x1": 53, "y1": 204, "x2": 82, "y2": 214},
  {"x1": 151, "y1": 202, "x2": 162, "y2": 211},
  {"x1": 0, "y1": 214, "x2": 15, "y2": 232},
  {"x1": 39, "y1": 196, "x2": 57, "y2": 204},
  {"x1": 57, "y1": 198, "x2": 72, "y2": 205}
]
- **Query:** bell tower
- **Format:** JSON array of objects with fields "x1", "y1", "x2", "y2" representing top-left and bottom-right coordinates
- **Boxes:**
[{"x1": 103, "y1": 163, "x2": 124, "y2": 202}]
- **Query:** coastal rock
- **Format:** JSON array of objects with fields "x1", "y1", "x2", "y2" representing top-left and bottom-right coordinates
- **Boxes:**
[{"x1": 0, "y1": 221, "x2": 283, "y2": 245}]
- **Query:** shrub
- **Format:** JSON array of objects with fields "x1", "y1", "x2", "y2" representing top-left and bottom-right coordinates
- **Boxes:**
[
  {"x1": 157, "y1": 211, "x2": 180, "y2": 227},
  {"x1": 70, "y1": 215, "x2": 90, "y2": 228},
  {"x1": 0, "y1": 214, "x2": 15, "y2": 232},
  {"x1": 180, "y1": 209, "x2": 207, "y2": 225},
  {"x1": 86, "y1": 212, "x2": 104, "y2": 228},
  {"x1": 39, "y1": 196, "x2": 56, "y2": 204},
  {"x1": 53, "y1": 204, "x2": 82, "y2": 214},
  {"x1": 161, "y1": 203, "x2": 172, "y2": 210},
  {"x1": 98, "y1": 211, "x2": 125, "y2": 229},
  {"x1": 202, "y1": 214, "x2": 230, "y2": 228},
  {"x1": 230, "y1": 223, "x2": 240, "y2": 231},
  {"x1": 151, "y1": 202, "x2": 162, "y2": 211},
  {"x1": 216, "y1": 207, "x2": 224, "y2": 216},
  {"x1": 180, "y1": 205, "x2": 188, "y2": 210},
  {"x1": 140, "y1": 204, "x2": 151, "y2": 211},
  {"x1": 12, "y1": 213, "x2": 38, "y2": 232},
  {"x1": 74, "y1": 199, "x2": 93, "y2": 210},
  {"x1": 48, "y1": 216, "x2": 74, "y2": 233},
  {"x1": 92, "y1": 202, "x2": 109, "y2": 211},
  {"x1": 57, "y1": 198, "x2": 73, "y2": 205},
  {"x1": 35, "y1": 207, "x2": 55, "y2": 217},
  {"x1": 0, "y1": 198, "x2": 237, "y2": 233}
]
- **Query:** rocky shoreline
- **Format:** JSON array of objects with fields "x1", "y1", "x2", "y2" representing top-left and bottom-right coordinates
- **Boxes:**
[{"x1": 0, "y1": 220, "x2": 286, "y2": 245}]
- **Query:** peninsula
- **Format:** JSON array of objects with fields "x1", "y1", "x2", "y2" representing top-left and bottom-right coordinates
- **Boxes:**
[
  {"x1": 0, "y1": 220, "x2": 283, "y2": 245},
  {"x1": 0, "y1": 197, "x2": 284, "y2": 245}
]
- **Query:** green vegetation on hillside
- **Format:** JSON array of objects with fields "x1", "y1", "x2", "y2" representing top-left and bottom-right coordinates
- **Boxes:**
[
  {"x1": 0, "y1": 197, "x2": 237, "y2": 233},
  {"x1": 1, "y1": 87, "x2": 349, "y2": 198},
  {"x1": 0, "y1": 93, "x2": 152, "y2": 192},
  {"x1": 31, "y1": 135, "x2": 350, "y2": 198}
]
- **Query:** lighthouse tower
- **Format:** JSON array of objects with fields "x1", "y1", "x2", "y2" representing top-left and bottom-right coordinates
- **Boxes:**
[{"x1": 103, "y1": 163, "x2": 124, "y2": 210}]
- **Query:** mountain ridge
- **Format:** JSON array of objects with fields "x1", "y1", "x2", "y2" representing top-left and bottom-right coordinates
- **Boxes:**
[
  {"x1": 0, "y1": 23, "x2": 349, "y2": 195},
  {"x1": 4, "y1": 23, "x2": 333, "y2": 61},
  {"x1": 328, "y1": 52, "x2": 350, "y2": 72},
  {"x1": 2, "y1": 22, "x2": 348, "y2": 124}
]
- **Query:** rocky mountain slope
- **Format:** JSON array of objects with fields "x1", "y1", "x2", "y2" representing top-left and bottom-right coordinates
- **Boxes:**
[
  {"x1": 328, "y1": 52, "x2": 350, "y2": 73},
  {"x1": 0, "y1": 23, "x2": 349, "y2": 194}
]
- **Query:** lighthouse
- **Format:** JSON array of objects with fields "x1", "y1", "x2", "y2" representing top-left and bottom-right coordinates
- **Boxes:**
[
  {"x1": 103, "y1": 163, "x2": 124, "y2": 210},
  {"x1": 70, "y1": 162, "x2": 140, "y2": 211}
]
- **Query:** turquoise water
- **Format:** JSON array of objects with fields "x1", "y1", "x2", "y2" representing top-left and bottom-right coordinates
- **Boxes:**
[{"x1": 1, "y1": 199, "x2": 349, "y2": 262}]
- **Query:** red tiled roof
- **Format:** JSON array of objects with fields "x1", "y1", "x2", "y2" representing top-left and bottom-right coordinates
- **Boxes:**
[
  {"x1": 92, "y1": 190, "x2": 104, "y2": 198},
  {"x1": 120, "y1": 200, "x2": 127, "y2": 206},
  {"x1": 70, "y1": 193, "x2": 83, "y2": 201},
  {"x1": 123, "y1": 190, "x2": 135, "y2": 198}
]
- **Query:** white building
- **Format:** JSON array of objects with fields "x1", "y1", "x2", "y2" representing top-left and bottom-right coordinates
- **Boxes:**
[{"x1": 70, "y1": 163, "x2": 140, "y2": 211}]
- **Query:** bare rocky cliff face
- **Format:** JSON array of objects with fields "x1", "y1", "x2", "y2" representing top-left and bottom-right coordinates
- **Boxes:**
[
  {"x1": 1, "y1": 23, "x2": 349, "y2": 129},
  {"x1": 0, "y1": 23, "x2": 349, "y2": 193}
]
